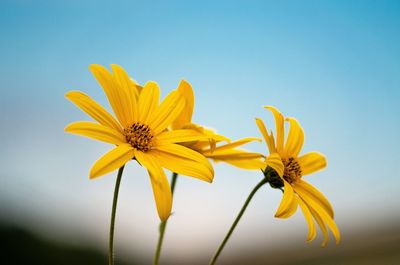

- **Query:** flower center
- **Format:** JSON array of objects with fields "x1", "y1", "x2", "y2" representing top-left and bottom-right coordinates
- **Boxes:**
[
  {"x1": 123, "y1": 123, "x2": 154, "y2": 152},
  {"x1": 282, "y1": 157, "x2": 302, "y2": 184}
]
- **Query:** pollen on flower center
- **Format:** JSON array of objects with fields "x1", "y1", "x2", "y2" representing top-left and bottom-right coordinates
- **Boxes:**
[
  {"x1": 282, "y1": 157, "x2": 302, "y2": 184},
  {"x1": 123, "y1": 123, "x2": 154, "y2": 152}
]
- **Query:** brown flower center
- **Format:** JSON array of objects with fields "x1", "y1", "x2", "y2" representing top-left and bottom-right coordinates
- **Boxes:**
[
  {"x1": 123, "y1": 123, "x2": 154, "y2": 152},
  {"x1": 282, "y1": 157, "x2": 302, "y2": 184}
]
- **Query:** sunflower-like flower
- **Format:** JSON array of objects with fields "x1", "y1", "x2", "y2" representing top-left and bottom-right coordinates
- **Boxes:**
[
  {"x1": 171, "y1": 80, "x2": 265, "y2": 170},
  {"x1": 256, "y1": 106, "x2": 340, "y2": 246},
  {"x1": 65, "y1": 64, "x2": 213, "y2": 221}
]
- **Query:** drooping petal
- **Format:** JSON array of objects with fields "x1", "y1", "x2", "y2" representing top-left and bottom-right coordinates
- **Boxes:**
[
  {"x1": 297, "y1": 196, "x2": 317, "y2": 242},
  {"x1": 156, "y1": 129, "x2": 210, "y2": 146},
  {"x1": 296, "y1": 187, "x2": 340, "y2": 244},
  {"x1": 138, "y1": 81, "x2": 160, "y2": 124},
  {"x1": 297, "y1": 152, "x2": 327, "y2": 176},
  {"x1": 295, "y1": 180, "x2": 334, "y2": 218},
  {"x1": 65, "y1": 121, "x2": 126, "y2": 145},
  {"x1": 148, "y1": 169, "x2": 172, "y2": 222},
  {"x1": 172, "y1": 80, "x2": 194, "y2": 129},
  {"x1": 110, "y1": 64, "x2": 138, "y2": 123},
  {"x1": 148, "y1": 90, "x2": 185, "y2": 135},
  {"x1": 285, "y1": 117, "x2": 304, "y2": 158},
  {"x1": 255, "y1": 118, "x2": 276, "y2": 154},
  {"x1": 153, "y1": 144, "x2": 214, "y2": 182},
  {"x1": 65, "y1": 91, "x2": 122, "y2": 132},
  {"x1": 265, "y1": 106, "x2": 284, "y2": 154},
  {"x1": 265, "y1": 153, "x2": 284, "y2": 177},
  {"x1": 89, "y1": 144, "x2": 134, "y2": 179},
  {"x1": 275, "y1": 180, "x2": 298, "y2": 218},
  {"x1": 134, "y1": 151, "x2": 172, "y2": 221},
  {"x1": 309, "y1": 207, "x2": 329, "y2": 247},
  {"x1": 89, "y1": 64, "x2": 132, "y2": 127}
]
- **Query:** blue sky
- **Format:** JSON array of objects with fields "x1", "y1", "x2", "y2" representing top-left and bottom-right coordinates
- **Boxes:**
[{"x1": 1, "y1": 0, "x2": 399, "y2": 262}]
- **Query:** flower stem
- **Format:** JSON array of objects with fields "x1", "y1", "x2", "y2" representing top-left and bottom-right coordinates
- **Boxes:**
[
  {"x1": 109, "y1": 166, "x2": 125, "y2": 265},
  {"x1": 153, "y1": 172, "x2": 178, "y2": 265},
  {"x1": 208, "y1": 178, "x2": 268, "y2": 265}
]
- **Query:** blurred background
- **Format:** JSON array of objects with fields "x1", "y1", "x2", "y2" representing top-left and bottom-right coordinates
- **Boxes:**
[{"x1": 1, "y1": 0, "x2": 399, "y2": 264}]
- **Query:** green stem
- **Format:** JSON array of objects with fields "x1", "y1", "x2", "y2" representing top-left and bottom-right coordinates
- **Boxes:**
[
  {"x1": 109, "y1": 166, "x2": 125, "y2": 265},
  {"x1": 153, "y1": 172, "x2": 178, "y2": 265},
  {"x1": 209, "y1": 178, "x2": 268, "y2": 265},
  {"x1": 170, "y1": 172, "x2": 178, "y2": 194}
]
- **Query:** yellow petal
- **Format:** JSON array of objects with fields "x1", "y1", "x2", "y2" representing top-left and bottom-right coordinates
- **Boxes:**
[
  {"x1": 212, "y1": 158, "x2": 266, "y2": 170},
  {"x1": 65, "y1": 91, "x2": 122, "y2": 132},
  {"x1": 172, "y1": 80, "x2": 194, "y2": 129},
  {"x1": 204, "y1": 144, "x2": 265, "y2": 170},
  {"x1": 284, "y1": 117, "x2": 304, "y2": 158},
  {"x1": 275, "y1": 180, "x2": 298, "y2": 218},
  {"x1": 65, "y1": 121, "x2": 126, "y2": 145},
  {"x1": 295, "y1": 180, "x2": 334, "y2": 218},
  {"x1": 309, "y1": 207, "x2": 329, "y2": 247},
  {"x1": 110, "y1": 64, "x2": 138, "y2": 123},
  {"x1": 156, "y1": 129, "x2": 210, "y2": 145},
  {"x1": 255, "y1": 118, "x2": 276, "y2": 154},
  {"x1": 297, "y1": 152, "x2": 327, "y2": 176},
  {"x1": 201, "y1": 126, "x2": 230, "y2": 143},
  {"x1": 209, "y1": 138, "x2": 217, "y2": 153},
  {"x1": 89, "y1": 64, "x2": 131, "y2": 127},
  {"x1": 154, "y1": 144, "x2": 214, "y2": 182},
  {"x1": 204, "y1": 149, "x2": 264, "y2": 160},
  {"x1": 182, "y1": 124, "x2": 230, "y2": 143},
  {"x1": 265, "y1": 153, "x2": 284, "y2": 177},
  {"x1": 134, "y1": 151, "x2": 172, "y2": 221},
  {"x1": 212, "y1": 138, "x2": 261, "y2": 152},
  {"x1": 138, "y1": 81, "x2": 160, "y2": 124},
  {"x1": 149, "y1": 90, "x2": 185, "y2": 135},
  {"x1": 129, "y1": 78, "x2": 141, "y2": 99},
  {"x1": 296, "y1": 188, "x2": 340, "y2": 244},
  {"x1": 186, "y1": 133, "x2": 228, "y2": 153},
  {"x1": 265, "y1": 106, "x2": 284, "y2": 153},
  {"x1": 89, "y1": 144, "x2": 134, "y2": 179},
  {"x1": 297, "y1": 196, "x2": 317, "y2": 242}
]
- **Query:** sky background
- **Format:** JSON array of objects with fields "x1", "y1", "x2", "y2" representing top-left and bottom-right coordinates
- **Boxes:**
[{"x1": 1, "y1": 0, "x2": 399, "y2": 264}]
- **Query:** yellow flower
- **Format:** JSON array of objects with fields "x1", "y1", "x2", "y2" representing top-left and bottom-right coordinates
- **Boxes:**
[
  {"x1": 256, "y1": 106, "x2": 340, "y2": 246},
  {"x1": 65, "y1": 64, "x2": 214, "y2": 221},
  {"x1": 172, "y1": 80, "x2": 265, "y2": 170}
]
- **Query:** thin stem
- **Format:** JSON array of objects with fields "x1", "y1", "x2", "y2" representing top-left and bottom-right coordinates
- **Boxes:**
[
  {"x1": 153, "y1": 221, "x2": 166, "y2": 265},
  {"x1": 209, "y1": 178, "x2": 268, "y2": 265},
  {"x1": 109, "y1": 166, "x2": 125, "y2": 265},
  {"x1": 153, "y1": 172, "x2": 178, "y2": 265},
  {"x1": 170, "y1": 172, "x2": 178, "y2": 194}
]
